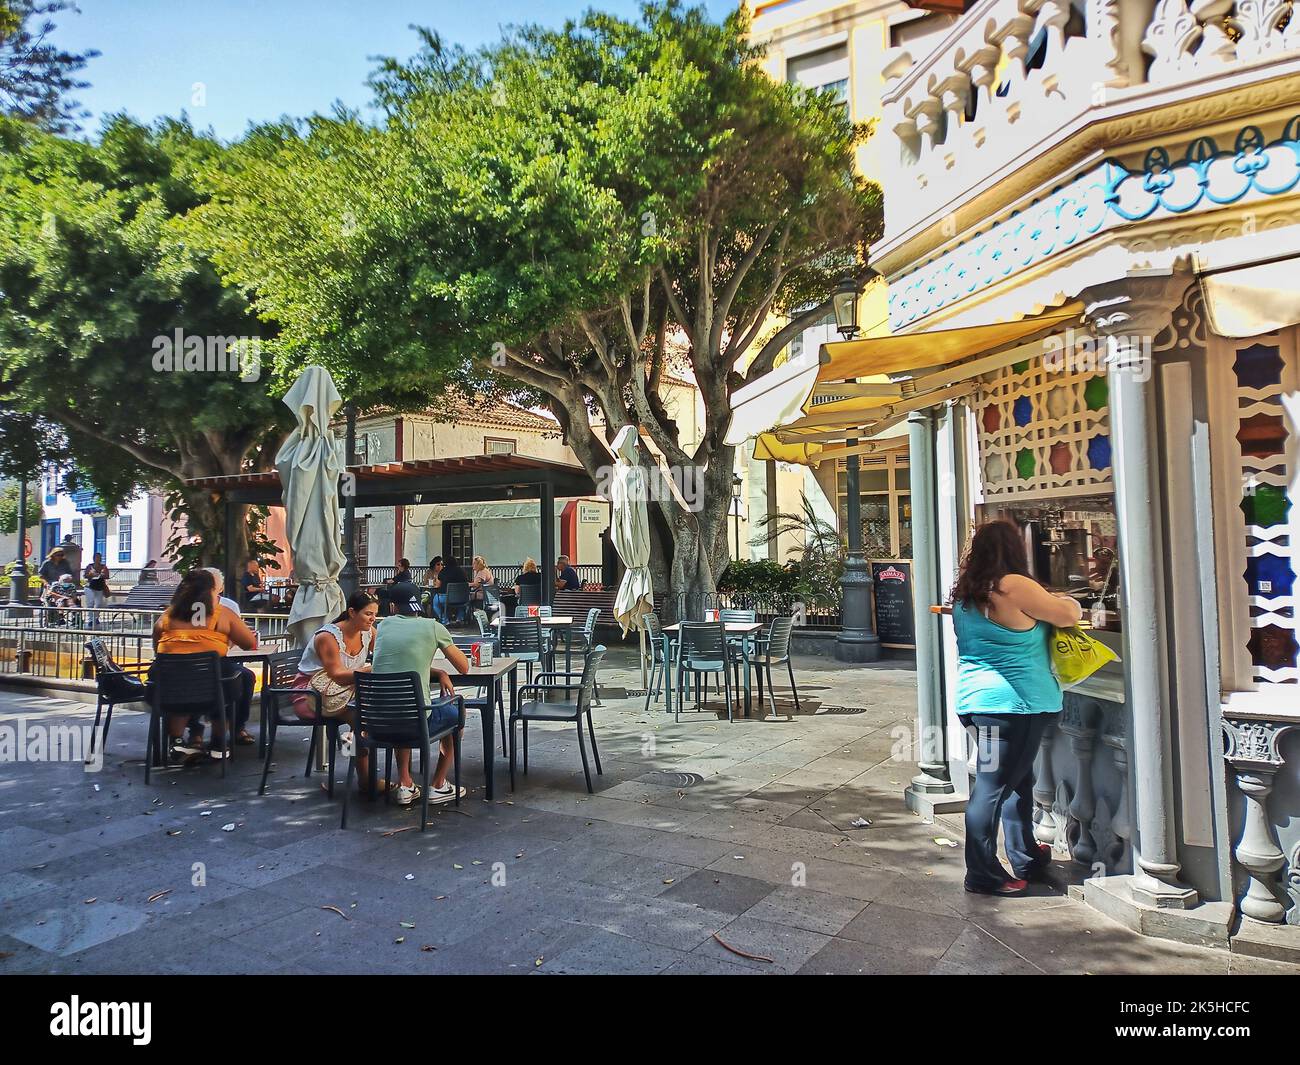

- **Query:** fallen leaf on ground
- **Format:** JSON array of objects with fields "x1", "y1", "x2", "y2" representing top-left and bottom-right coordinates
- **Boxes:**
[
  {"x1": 452, "y1": 864, "x2": 463, "y2": 870},
  {"x1": 382, "y1": 826, "x2": 416, "y2": 837},
  {"x1": 850, "y1": 817, "x2": 872, "y2": 828},
  {"x1": 421, "y1": 945, "x2": 436, "y2": 952},
  {"x1": 321, "y1": 905, "x2": 350, "y2": 920},
  {"x1": 395, "y1": 936, "x2": 405, "y2": 944},
  {"x1": 404, "y1": 874, "x2": 415, "y2": 881},
  {"x1": 221, "y1": 823, "x2": 236, "y2": 832},
  {"x1": 147, "y1": 890, "x2": 171, "y2": 903},
  {"x1": 83, "y1": 898, "x2": 97, "y2": 904},
  {"x1": 400, "y1": 922, "x2": 415, "y2": 929},
  {"x1": 933, "y1": 837, "x2": 958, "y2": 848}
]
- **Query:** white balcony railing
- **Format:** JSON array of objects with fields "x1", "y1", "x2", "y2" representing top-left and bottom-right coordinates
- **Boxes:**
[{"x1": 879, "y1": 0, "x2": 1300, "y2": 246}]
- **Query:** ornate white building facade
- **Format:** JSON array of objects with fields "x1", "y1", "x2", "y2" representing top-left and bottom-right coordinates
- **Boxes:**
[{"x1": 880, "y1": 0, "x2": 1300, "y2": 952}]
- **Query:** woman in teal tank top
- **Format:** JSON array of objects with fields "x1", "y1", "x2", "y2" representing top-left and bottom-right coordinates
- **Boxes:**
[{"x1": 949, "y1": 521, "x2": 1082, "y2": 897}]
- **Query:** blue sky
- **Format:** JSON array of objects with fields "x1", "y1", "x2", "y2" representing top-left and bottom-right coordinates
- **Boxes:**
[{"x1": 51, "y1": 1, "x2": 740, "y2": 141}]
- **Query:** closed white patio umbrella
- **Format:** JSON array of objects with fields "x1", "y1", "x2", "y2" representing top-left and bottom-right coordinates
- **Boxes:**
[
  {"x1": 276, "y1": 365, "x2": 346, "y2": 650},
  {"x1": 610, "y1": 426, "x2": 654, "y2": 685}
]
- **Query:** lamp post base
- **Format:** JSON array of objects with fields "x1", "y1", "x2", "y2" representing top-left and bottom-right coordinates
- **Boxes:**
[{"x1": 835, "y1": 553, "x2": 880, "y2": 663}]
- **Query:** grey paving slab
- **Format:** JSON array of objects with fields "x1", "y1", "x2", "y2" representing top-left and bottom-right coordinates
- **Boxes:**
[
  {"x1": 1, "y1": 654, "x2": 1294, "y2": 976},
  {"x1": 659, "y1": 868, "x2": 776, "y2": 915}
]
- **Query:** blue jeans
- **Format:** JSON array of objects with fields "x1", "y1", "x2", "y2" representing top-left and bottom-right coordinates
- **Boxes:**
[
  {"x1": 959, "y1": 711, "x2": 1057, "y2": 888},
  {"x1": 431, "y1": 593, "x2": 447, "y2": 622}
]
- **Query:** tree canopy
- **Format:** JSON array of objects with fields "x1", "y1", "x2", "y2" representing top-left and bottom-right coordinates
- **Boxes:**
[
  {"x1": 0, "y1": 113, "x2": 288, "y2": 562},
  {"x1": 0, "y1": 1, "x2": 97, "y2": 132},
  {"x1": 192, "y1": 1, "x2": 885, "y2": 602}
]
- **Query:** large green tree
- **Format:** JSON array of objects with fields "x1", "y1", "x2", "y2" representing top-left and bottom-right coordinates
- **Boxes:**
[
  {"x1": 0, "y1": 1, "x2": 97, "y2": 132},
  {"x1": 202, "y1": 2, "x2": 882, "y2": 611},
  {"x1": 0, "y1": 114, "x2": 289, "y2": 565}
]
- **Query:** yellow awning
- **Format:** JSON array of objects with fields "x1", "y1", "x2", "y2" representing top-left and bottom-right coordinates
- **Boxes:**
[
  {"x1": 732, "y1": 302, "x2": 1084, "y2": 465},
  {"x1": 816, "y1": 304, "x2": 1084, "y2": 382}
]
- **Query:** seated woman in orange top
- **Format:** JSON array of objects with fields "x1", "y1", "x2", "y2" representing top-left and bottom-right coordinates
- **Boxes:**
[{"x1": 152, "y1": 569, "x2": 257, "y2": 760}]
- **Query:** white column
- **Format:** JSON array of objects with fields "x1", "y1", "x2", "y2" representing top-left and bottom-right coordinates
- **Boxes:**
[{"x1": 1084, "y1": 270, "x2": 1199, "y2": 908}]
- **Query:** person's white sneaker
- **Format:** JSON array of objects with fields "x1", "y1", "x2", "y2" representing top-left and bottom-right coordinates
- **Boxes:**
[
  {"x1": 428, "y1": 783, "x2": 467, "y2": 805},
  {"x1": 394, "y1": 783, "x2": 422, "y2": 806}
]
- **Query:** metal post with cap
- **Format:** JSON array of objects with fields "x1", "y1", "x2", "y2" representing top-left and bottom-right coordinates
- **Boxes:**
[{"x1": 831, "y1": 276, "x2": 881, "y2": 664}]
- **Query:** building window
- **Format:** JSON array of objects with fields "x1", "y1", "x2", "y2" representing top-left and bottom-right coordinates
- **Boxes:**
[
  {"x1": 70, "y1": 518, "x2": 83, "y2": 547},
  {"x1": 117, "y1": 515, "x2": 133, "y2": 563},
  {"x1": 786, "y1": 44, "x2": 849, "y2": 117},
  {"x1": 442, "y1": 520, "x2": 473, "y2": 568},
  {"x1": 485, "y1": 437, "x2": 517, "y2": 456},
  {"x1": 836, "y1": 453, "x2": 912, "y2": 560}
]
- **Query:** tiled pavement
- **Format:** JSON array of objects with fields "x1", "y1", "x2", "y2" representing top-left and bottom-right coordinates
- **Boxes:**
[{"x1": 0, "y1": 650, "x2": 1294, "y2": 975}]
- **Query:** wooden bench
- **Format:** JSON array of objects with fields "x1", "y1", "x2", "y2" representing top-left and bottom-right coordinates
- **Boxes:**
[
  {"x1": 120, "y1": 584, "x2": 179, "y2": 610},
  {"x1": 553, "y1": 589, "x2": 667, "y2": 636}
]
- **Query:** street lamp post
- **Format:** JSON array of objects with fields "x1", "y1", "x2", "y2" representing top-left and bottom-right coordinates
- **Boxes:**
[
  {"x1": 731, "y1": 473, "x2": 742, "y2": 560},
  {"x1": 832, "y1": 277, "x2": 881, "y2": 664},
  {"x1": 8, "y1": 475, "x2": 29, "y2": 605}
]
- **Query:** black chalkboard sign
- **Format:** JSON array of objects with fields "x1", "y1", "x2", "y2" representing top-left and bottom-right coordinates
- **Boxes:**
[{"x1": 872, "y1": 561, "x2": 915, "y2": 646}]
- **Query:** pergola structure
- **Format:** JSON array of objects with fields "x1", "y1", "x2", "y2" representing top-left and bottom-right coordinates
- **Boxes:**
[{"x1": 184, "y1": 454, "x2": 599, "y2": 607}]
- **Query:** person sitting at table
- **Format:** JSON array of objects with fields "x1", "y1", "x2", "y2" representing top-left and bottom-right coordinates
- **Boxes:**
[
  {"x1": 291, "y1": 591, "x2": 384, "y2": 787},
  {"x1": 175, "y1": 568, "x2": 260, "y2": 749},
  {"x1": 151, "y1": 569, "x2": 258, "y2": 761},
  {"x1": 241, "y1": 559, "x2": 269, "y2": 607},
  {"x1": 514, "y1": 557, "x2": 541, "y2": 600},
  {"x1": 391, "y1": 558, "x2": 413, "y2": 585},
  {"x1": 370, "y1": 594, "x2": 469, "y2": 806},
  {"x1": 434, "y1": 555, "x2": 469, "y2": 624},
  {"x1": 469, "y1": 555, "x2": 493, "y2": 607},
  {"x1": 555, "y1": 554, "x2": 582, "y2": 591},
  {"x1": 426, "y1": 556, "x2": 448, "y2": 622}
]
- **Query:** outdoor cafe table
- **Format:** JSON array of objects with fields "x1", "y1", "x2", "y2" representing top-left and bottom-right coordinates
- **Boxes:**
[
  {"x1": 228, "y1": 643, "x2": 287, "y2": 758},
  {"x1": 491, "y1": 614, "x2": 576, "y2": 671},
  {"x1": 146, "y1": 643, "x2": 286, "y2": 766},
  {"x1": 431, "y1": 651, "x2": 519, "y2": 801},
  {"x1": 661, "y1": 621, "x2": 763, "y2": 718}
]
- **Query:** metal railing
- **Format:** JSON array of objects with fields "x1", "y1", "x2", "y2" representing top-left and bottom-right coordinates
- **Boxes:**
[
  {"x1": 0, "y1": 625, "x2": 155, "y2": 682},
  {"x1": 703, "y1": 591, "x2": 841, "y2": 630},
  {"x1": 0, "y1": 606, "x2": 290, "y2": 640},
  {"x1": 363, "y1": 563, "x2": 605, "y2": 588}
]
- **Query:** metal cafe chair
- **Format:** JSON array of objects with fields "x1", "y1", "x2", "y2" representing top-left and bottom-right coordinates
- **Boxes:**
[
  {"x1": 499, "y1": 615, "x2": 546, "y2": 683},
  {"x1": 146, "y1": 652, "x2": 233, "y2": 782},
  {"x1": 752, "y1": 616, "x2": 801, "y2": 718},
  {"x1": 719, "y1": 607, "x2": 757, "y2": 696},
  {"x1": 517, "y1": 583, "x2": 543, "y2": 609},
  {"x1": 510, "y1": 647, "x2": 606, "y2": 794},
  {"x1": 84, "y1": 638, "x2": 151, "y2": 764},
  {"x1": 258, "y1": 648, "x2": 342, "y2": 796},
  {"x1": 641, "y1": 612, "x2": 672, "y2": 713},
  {"x1": 674, "y1": 621, "x2": 734, "y2": 723},
  {"x1": 342, "y1": 672, "x2": 463, "y2": 833},
  {"x1": 473, "y1": 609, "x2": 493, "y2": 637},
  {"x1": 444, "y1": 581, "x2": 471, "y2": 625}
]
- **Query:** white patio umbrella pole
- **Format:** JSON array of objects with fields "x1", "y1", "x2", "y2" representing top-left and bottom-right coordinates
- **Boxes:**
[
  {"x1": 609, "y1": 426, "x2": 654, "y2": 691},
  {"x1": 276, "y1": 366, "x2": 347, "y2": 774}
]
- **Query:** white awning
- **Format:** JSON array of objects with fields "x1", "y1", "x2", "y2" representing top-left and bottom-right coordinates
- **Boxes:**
[{"x1": 1200, "y1": 257, "x2": 1300, "y2": 338}]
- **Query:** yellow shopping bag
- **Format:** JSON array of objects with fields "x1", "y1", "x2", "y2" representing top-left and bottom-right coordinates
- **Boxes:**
[{"x1": 1049, "y1": 625, "x2": 1120, "y2": 687}]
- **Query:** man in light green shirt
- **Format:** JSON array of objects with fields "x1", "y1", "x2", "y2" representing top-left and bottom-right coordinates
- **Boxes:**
[{"x1": 370, "y1": 601, "x2": 470, "y2": 805}]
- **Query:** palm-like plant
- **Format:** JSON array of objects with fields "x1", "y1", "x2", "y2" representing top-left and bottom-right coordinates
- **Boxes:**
[{"x1": 749, "y1": 493, "x2": 845, "y2": 608}]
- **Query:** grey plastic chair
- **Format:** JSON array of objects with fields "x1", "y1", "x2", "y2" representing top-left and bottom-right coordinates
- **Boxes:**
[
  {"x1": 259, "y1": 647, "x2": 342, "y2": 795},
  {"x1": 499, "y1": 616, "x2": 546, "y2": 683},
  {"x1": 675, "y1": 621, "x2": 734, "y2": 723},
  {"x1": 642, "y1": 612, "x2": 672, "y2": 712},
  {"x1": 753, "y1": 616, "x2": 800, "y2": 718},
  {"x1": 510, "y1": 647, "x2": 605, "y2": 793},
  {"x1": 342, "y1": 672, "x2": 463, "y2": 833}
]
